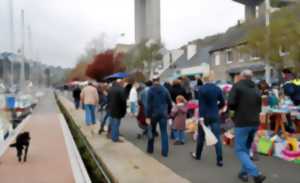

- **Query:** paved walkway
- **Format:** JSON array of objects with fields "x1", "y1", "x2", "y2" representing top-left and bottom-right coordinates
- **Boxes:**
[
  {"x1": 59, "y1": 95, "x2": 190, "y2": 183},
  {"x1": 0, "y1": 93, "x2": 81, "y2": 183}
]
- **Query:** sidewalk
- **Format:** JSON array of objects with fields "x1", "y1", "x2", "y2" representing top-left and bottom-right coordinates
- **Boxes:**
[
  {"x1": 58, "y1": 95, "x2": 190, "y2": 183},
  {"x1": 0, "y1": 94, "x2": 77, "y2": 183}
]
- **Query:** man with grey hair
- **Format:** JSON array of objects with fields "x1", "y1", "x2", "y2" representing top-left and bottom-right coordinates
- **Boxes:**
[
  {"x1": 228, "y1": 70, "x2": 265, "y2": 183},
  {"x1": 241, "y1": 69, "x2": 254, "y2": 79}
]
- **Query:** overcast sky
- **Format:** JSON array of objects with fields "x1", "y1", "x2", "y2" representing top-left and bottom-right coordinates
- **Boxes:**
[{"x1": 0, "y1": 0, "x2": 244, "y2": 68}]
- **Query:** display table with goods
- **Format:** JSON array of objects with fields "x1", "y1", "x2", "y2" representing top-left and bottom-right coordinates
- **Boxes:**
[
  {"x1": 223, "y1": 97, "x2": 300, "y2": 165},
  {"x1": 259, "y1": 100, "x2": 300, "y2": 164}
]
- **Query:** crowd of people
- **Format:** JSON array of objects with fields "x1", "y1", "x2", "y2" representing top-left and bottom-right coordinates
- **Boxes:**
[{"x1": 70, "y1": 69, "x2": 300, "y2": 183}]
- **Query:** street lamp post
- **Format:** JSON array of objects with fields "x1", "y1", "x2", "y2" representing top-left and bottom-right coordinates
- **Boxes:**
[
  {"x1": 265, "y1": 0, "x2": 272, "y2": 85},
  {"x1": 20, "y1": 9, "x2": 26, "y2": 90},
  {"x1": 9, "y1": 0, "x2": 15, "y2": 87}
]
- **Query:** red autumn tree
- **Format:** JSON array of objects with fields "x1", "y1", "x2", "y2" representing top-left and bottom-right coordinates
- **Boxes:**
[
  {"x1": 67, "y1": 61, "x2": 89, "y2": 82},
  {"x1": 86, "y1": 50, "x2": 126, "y2": 81}
]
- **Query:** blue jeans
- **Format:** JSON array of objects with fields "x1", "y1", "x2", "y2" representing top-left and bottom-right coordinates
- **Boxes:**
[
  {"x1": 195, "y1": 117, "x2": 222, "y2": 161},
  {"x1": 100, "y1": 112, "x2": 110, "y2": 129},
  {"x1": 174, "y1": 130, "x2": 185, "y2": 142},
  {"x1": 84, "y1": 104, "x2": 96, "y2": 125},
  {"x1": 147, "y1": 115, "x2": 169, "y2": 157},
  {"x1": 74, "y1": 99, "x2": 80, "y2": 109},
  {"x1": 235, "y1": 127, "x2": 259, "y2": 177},
  {"x1": 130, "y1": 102, "x2": 137, "y2": 114},
  {"x1": 110, "y1": 117, "x2": 121, "y2": 142},
  {"x1": 170, "y1": 128, "x2": 176, "y2": 140}
]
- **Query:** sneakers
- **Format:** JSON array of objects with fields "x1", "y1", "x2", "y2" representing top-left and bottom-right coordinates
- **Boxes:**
[
  {"x1": 98, "y1": 128, "x2": 104, "y2": 135},
  {"x1": 190, "y1": 152, "x2": 200, "y2": 160},
  {"x1": 237, "y1": 173, "x2": 266, "y2": 183},
  {"x1": 238, "y1": 172, "x2": 249, "y2": 182},
  {"x1": 173, "y1": 141, "x2": 184, "y2": 145},
  {"x1": 216, "y1": 160, "x2": 223, "y2": 167},
  {"x1": 254, "y1": 175, "x2": 266, "y2": 183},
  {"x1": 217, "y1": 157, "x2": 223, "y2": 167}
]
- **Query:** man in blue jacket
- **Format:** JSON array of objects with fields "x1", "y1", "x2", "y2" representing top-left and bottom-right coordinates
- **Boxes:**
[
  {"x1": 191, "y1": 74, "x2": 225, "y2": 167},
  {"x1": 146, "y1": 78, "x2": 172, "y2": 157}
]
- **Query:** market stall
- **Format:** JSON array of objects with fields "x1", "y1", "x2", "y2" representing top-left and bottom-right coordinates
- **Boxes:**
[{"x1": 224, "y1": 95, "x2": 300, "y2": 165}]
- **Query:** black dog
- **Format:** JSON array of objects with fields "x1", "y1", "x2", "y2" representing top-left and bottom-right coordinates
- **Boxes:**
[{"x1": 10, "y1": 132, "x2": 31, "y2": 162}]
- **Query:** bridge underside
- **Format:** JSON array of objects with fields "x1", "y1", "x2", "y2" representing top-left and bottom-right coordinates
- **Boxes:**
[{"x1": 233, "y1": 0, "x2": 264, "y2": 6}]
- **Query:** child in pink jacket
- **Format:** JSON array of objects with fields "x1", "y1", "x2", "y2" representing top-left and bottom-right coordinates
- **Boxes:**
[{"x1": 171, "y1": 95, "x2": 188, "y2": 145}]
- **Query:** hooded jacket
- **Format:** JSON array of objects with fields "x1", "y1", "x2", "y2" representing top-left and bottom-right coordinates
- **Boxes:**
[
  {"x1": 283, "y1": 79, "x2": 300, "y2": 105},
  {"x1": 228, "y1": 79, "x2": 262, "y2": 127}
]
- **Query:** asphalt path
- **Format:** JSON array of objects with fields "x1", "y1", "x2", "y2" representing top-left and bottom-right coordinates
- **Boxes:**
[{"x1": 119, "y1": 116, "x2": 300, "y2": 183}]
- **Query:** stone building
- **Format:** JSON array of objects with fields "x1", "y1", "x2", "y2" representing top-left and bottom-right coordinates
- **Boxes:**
[{"x1": 208, "y1": 22, "x2": 269, "y2": 82}]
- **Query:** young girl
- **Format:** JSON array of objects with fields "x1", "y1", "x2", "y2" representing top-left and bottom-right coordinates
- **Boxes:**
[{"x1": 171, "y1": 95, "x2": 188, "y2": 145}]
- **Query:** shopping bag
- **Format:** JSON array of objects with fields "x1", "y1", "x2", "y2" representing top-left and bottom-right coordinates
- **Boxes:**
[
  {"x1": 257, "y1": 137, "x2": 273, "y2": 156},
  {"x1": 200, "y1": 121, "x2": 218, "y2": 146},
  {"x1": 274, "y1": 141, "x2": 287, "y2": 159},
  {"x1": 193, "y1": 131, "x2": 198, "y2": 141}
]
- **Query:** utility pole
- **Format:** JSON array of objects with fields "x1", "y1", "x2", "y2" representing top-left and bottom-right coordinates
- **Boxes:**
[
  {"x1": 27, "y1": 26, "x2": 33, "y2": 81},
  {"x1": 9, "y1": 0, "x2": 15, "y2": 52},
  {"x1": 9, "y1": 0, "x2": 15, "y2": 87},
  {"x1": 27, "y1": 26, "x2": 33, "y2": 59},
  {"x1": 20, "y1": 9, "x2": 26, "y2": 89},
  {"x1": 265, "y1": 0, "x2": 272, "y2": 85}
]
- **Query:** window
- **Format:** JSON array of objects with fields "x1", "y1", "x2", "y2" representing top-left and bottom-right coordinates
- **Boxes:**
[
  {"x1": 238, "y1": 52, "x2": 244, "y2": 62},
  {"x1": 215, "y1": 52, "x2": 220, "y2": 66},
  {"x1": 226, "y1": 49, "x2": 233, "y2": 64},
  {"x1": 250, "y1": 50, "x2": 260, "y2": 61},
  {"x1": 279, "y1": 46, "x2": 289, "y2": 57}
]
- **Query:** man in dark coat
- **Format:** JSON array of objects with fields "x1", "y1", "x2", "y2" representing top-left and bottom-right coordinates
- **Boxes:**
[
  {"x1": 171, "y1": 80, "x2": 187, "y2": 102},
  {"x1": 107, "y1": 79, "x2": 127, "y2": 142},
  {"x1": 146, "y1": 78, "x2": 172, "y2": 157},
  {"x1": 72, "y1": 86, "x2": 81, "y2": 109},
  {"x1": 228, "y1": 70, "x2": 265, "y2": 183}
]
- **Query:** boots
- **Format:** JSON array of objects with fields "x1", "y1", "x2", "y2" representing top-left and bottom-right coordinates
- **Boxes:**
[{"x1": 253, "y1": 175, "x2": 266, "y2": 183}]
